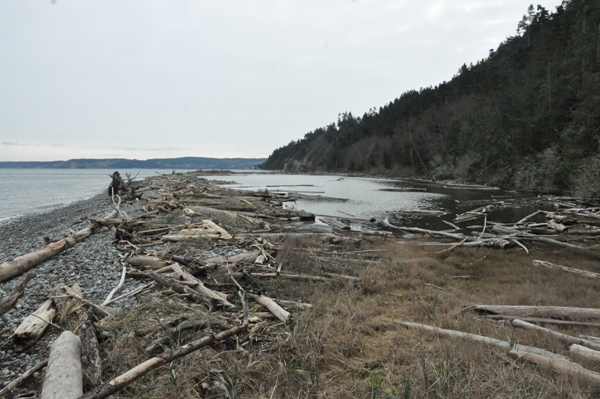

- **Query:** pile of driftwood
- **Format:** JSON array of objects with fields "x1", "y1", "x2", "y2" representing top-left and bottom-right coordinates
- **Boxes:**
[
  {"x1": 384, "y1": 195, "x2": 600, "y2": 253},
  {"x1": 0, "y1": 171, "x2": 375, "y2": 399}
]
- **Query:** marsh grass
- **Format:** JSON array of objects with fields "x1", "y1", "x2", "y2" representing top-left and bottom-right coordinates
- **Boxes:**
[{"x1": 100, "y1": 238, "x2": 600, "y2": 398}]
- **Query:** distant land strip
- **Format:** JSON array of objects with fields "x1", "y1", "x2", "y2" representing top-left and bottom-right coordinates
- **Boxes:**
[{"x1": 0, "y1": 157, "x2": 267, "y2": 170}]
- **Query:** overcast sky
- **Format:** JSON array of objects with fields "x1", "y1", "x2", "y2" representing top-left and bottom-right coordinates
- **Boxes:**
[{"x1": 0, "y1": 0, "x2": 563, "y2": 162}]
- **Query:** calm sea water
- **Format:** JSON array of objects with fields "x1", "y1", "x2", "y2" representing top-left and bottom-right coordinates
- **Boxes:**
[
  {"x1": 201, "y1": 173, "x2": 534, "y2": 230},
  {"x1": 2, "y1": 170, "x2": 536, "y2": 230},
  {"x1": 0, "y1": 169, "x2": 187, "y2": 221}
]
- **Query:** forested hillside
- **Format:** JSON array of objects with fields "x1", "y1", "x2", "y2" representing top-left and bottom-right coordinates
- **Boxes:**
[{"x1": 262, "y1": 0, "x2": 600, "y2": 195}]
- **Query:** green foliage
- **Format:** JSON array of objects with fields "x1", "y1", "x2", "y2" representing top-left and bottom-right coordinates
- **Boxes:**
[{"x1": 262, "y1": 0, "x2": 600, "y2": 192}]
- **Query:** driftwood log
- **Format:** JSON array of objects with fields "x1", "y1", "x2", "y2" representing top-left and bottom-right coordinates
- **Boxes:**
[
  {"x1": 392, "y1": 320, "x2": 567, "y2": 360},
  {"x1": 511, "y1": 319, "x2": 600, "y2": 351},
  {"x1": 13, "y1": 299, "x2": 57, "y2": 351},
  {"x1": 0, "y1": 271, "x2": 36, "y2": 317},
  {"x1": 41, "y1": 331, "x2": 83, "y2": 399},
  {"x1": 81, "y1": 313, "x2": 102, "y2": 388},
  {"x1": 162, "y1": 220, "x2": 232, "y2": 241},
  {"x1": 474, "y1": 305, "x2": 600, "y2": 321},
  {"x1": 251, "y1": 294, "x2": 290, "y2": 323},
  {"x1": 509, "y1": 349, "x2": 600, "y2": 385},
  {"x1": 0, "y1": 227, "x2": 94, "y2": 282},
  {"x1": 532, "y1": 260, "x2": 600, "y2": 279},
  {"x1": 569, "y1": 344, "x2": 600, "y2": 363}
]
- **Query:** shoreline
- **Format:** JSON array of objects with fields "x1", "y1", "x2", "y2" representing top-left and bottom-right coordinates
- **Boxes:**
[{"x1": 2, "y1": 170, "x2": 600, "y2": 397}]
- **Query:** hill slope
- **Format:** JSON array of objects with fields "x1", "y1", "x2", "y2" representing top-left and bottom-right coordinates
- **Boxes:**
[{"x1": 262, "y1": 0, "x2": 600, "y2": 195}]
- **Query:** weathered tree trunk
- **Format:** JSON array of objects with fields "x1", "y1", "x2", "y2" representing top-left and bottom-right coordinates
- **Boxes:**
[
  {"x1": 393, "y1": 320, "x2": 567, "y2": 360},
  {"x1": 532, "y1": 260, "x2": 600, "y2": 279},
  {"x1": 251, "y1": 294, "x2": 290, "y2": 323},
  {"x1": 0, "y1": 228, "x2": 93, "y2": 282},
  {"x1": 162, "y1": 221, "x2": 232, "y2": 241},
  {"x1": 511, "y1": 319, "x2": 600, "y2": 351},
  {"x1": 569, "y1": 344, "x2": 600, "y2": 363},
  {"x1": 474, "y1": 305, "x2": 600, "y2": 321},
  {"x1": 13, "y1": 299, "x2": 56, "y2": 351},
  {"x1": 0, "y1": 271, "x2": 36, "y2": 317},
  {"x1": 41, "y1": 331, "x2": 83, "y2": 399},
  {"x1": 509, "y1": 349, "x2": 600, "y2": 385},
  {"x1": 81, "y1": 313, "x2": 102, "y2": 388}
]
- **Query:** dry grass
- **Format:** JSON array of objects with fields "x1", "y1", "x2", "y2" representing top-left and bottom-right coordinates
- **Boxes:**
[{"x1": 99, "y1": 238, "x2": 600, "y2": 398}]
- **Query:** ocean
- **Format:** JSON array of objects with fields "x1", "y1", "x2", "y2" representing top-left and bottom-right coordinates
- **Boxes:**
[{"x1": 0, "y1": 169, "x2": 188, "y2": 221}]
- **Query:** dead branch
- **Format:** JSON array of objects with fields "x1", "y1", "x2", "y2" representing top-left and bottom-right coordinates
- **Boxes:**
[
  {"x1": 0, "y1": 271, "x2": 36, "y2": 317},
  {"x1": 0, "y1": 227, "x2": 94, "y2": 282},
  {"x1": 0, "y1": 358, "x2": 48, "y2": 397},
  {"x1": 77, "y1": 295, "x2": 249, "y2": 399}
]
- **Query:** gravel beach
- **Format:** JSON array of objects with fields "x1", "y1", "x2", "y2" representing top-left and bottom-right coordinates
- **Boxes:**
[{"x1": 0, "y1": 190, "x2": 146, "y2": 391}]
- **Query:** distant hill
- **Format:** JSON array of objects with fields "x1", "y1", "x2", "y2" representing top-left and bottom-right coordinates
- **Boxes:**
[
  {"x1": 262, "y1": 0, "x2": 600, "y2": 196},
  {"x1": 0, "y1": 157, "x2": 266, "y2": 170}
]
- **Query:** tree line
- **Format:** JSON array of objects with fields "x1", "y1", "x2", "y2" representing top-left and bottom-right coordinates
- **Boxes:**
[{"x1": 261, "y1": 0, "x2": 600, "y2": 196}]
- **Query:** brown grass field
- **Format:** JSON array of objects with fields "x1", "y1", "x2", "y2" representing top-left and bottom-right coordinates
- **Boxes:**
[{"x1": 94, "y1": 234, "x2": 600, "y2": 399}]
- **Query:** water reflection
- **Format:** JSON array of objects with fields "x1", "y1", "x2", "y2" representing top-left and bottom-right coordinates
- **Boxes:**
[{"x1": 203, "y1": 173, "x2": 542, "y2": 230}]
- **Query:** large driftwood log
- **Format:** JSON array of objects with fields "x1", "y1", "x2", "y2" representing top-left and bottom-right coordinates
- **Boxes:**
[
  {"x1": 532, "y1": 260, "x2": 600, "y2": 279},
  {"x1": 474, "y1": 305, "x2": 600, "y2": 321},
  {"x1": 13, "y1": 299, "x2": 57, "y2": 351},
  {"x1": 392, "y1": 320, "x2": 567, "y2": 360},
  {"x1": 569, "y1": 344, "x2": 600, "y2": 363},
  {"x1": 509, "y1": 349, "x2": 600, "y2": 385},
  {"x1": 77, "y1": 305, "x2": 249, "y2": 399},
  {"x1": 483, "y1": 315, "x2": 600, "y2": 328},
  {"x1": 41, "y1": 331, "x2": 83, "y2": 399},
  {"x1": 81, "y1": 313, "x2": 102, "y2": 388},
  {"x1": 0, "y1": 271, "x2": 36, "y2": 317},
  {"x1": 250, "y1": 294, "x2": 290, "y2": 323},
  {"x1": 162, "y1": 220, "x2": 232, "y2": 241},
  {"x1": 511, "y1": 319, "x2": 600, "y2": 351},
  {"x1": 0, "y1": 227, "x2": 94, "y2": 282}
]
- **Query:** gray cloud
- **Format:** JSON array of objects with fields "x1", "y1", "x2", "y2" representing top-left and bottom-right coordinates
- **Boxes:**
[{"x1": 0, "y1": 0, "x2": 564, "y2": 161}]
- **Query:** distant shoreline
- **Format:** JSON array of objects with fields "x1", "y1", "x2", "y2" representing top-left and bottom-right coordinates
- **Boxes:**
[{"x1": 0, "y1": 156, "x2": 266, "y2": 170}]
